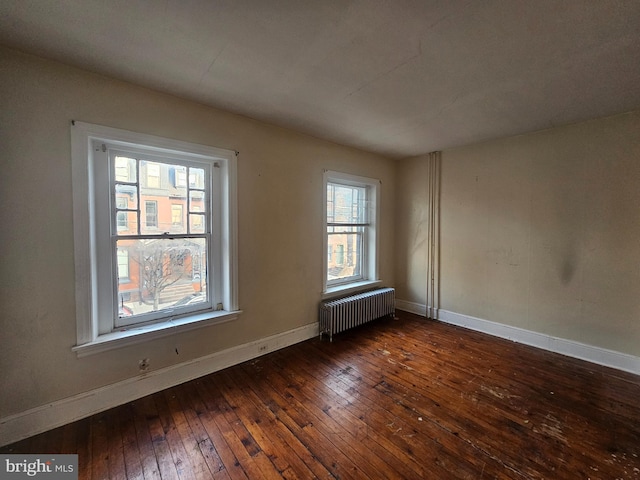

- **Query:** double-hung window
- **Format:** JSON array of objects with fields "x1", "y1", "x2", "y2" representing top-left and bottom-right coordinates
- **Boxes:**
[
  {"x1": 323, "y1": 171, "x2": 380, "y2": 295},
  {"x1": 71, "y1": 122, "x2": 239, "y2": 356}
]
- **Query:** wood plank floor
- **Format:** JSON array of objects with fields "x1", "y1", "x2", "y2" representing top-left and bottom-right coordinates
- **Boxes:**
[{"x1": 3, "y1": 311, "x2": 640, "y2": 479}]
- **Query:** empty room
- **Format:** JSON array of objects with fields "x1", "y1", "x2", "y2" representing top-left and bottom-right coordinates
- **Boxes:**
[{"x1": 1, "y1": 1, "x2": 639, "y2": 479}]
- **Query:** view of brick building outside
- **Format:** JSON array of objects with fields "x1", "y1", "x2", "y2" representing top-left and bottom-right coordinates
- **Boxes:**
[{"x1": 114, "y1": 156, "x2": 207, "y2": 317}]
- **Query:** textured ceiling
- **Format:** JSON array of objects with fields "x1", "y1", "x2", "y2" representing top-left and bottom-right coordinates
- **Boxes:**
[{"x1": 2, "y1": 0, "x2": 640, "y2": 158}]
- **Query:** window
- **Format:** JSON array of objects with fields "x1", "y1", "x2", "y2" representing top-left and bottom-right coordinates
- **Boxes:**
[
  {"x1": 71, "y1": 122, "x2": 239, "y2": 356},
  {"x1": 146, "y1": 162, "x2": 160, "y2": 188},
  {"x1": 171, "y1": 204, "x2": 184, "y2": 226},
  {"x1": 174, "y1": 167, "x2": 187, "y2": 187},
  {"x1": 114, "y1": 156, "x2": 134, "y2": 182},
  {"x1": 323, "y1": 171, "x2": 379, "y2": 295},
  {"x1": 145, "y1": 200, "x2": 158, "y2": 228}
]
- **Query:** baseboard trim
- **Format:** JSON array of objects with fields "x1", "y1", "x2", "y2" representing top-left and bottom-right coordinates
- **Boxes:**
[
  {"x1": 396, "y1": 301, "x2": 640, "y2": 376},
  {"x1": 0, "y1": 322, "x2": 319, "y2": 447},
  {"x1": 395, "y1": 299, "x2": 427, "y2": 316}
]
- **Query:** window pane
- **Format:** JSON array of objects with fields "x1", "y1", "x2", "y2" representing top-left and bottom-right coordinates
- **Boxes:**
[
  {"x1": 327, "y1": 184, "x2": 335, "y2": 222},
  {"x1": 189, "y1": 167, "x2": 205, "y2": 189},
  {"x1": 116, "y1": 211, "x2": 127, "y2": 229},
  {"x1": 327, "y1": 183, "x2": 367, "y2": 224},
  {"x1": 327, "y1": 227, "x2": 363, "y2": 282},
  {"x1": 116, "y1": 238, "x2": 207, "y2": 319},
  {"x1": 189, "y1": 190, "x2": 206, "y2": 213},
  {"x1": 116, "y1": 211, "x2": 138, "y2": 234},
  {"x1": 114, "y1": 157, "x2": 209, "y2": 236},
  {"x1": 114, "y1": 156, "x2": 136, "y2": 183},
  {"x1": 190, "y1": 213, "x2": 205, "y2": 233},
  {"x1": 115, "y1": 184, "x2": 138, "y2": 209}
]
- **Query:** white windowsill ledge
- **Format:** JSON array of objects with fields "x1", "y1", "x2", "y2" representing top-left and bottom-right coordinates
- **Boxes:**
[
  {"x1": 72, "y1": 310, "x2": 242, "y2": 358},
  {"x1": 322, "y1": 280, "x2": 382, "y2": 300}
]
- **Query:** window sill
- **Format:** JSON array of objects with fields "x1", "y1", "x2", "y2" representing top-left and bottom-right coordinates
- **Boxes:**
[
  {"x1": 72, "y1": 310, "x2": 241, "y2": 358},
  {"x1": 322, "y1": 280, "x2": 382, "y2": 300}
]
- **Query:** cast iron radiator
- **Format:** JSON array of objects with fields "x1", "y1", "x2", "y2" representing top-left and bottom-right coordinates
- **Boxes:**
[{"x1": 319, "y1": 287, "x2": 395, "y2": 341}]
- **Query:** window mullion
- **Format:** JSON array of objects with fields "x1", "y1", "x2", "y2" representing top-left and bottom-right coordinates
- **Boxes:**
[
  {"x1": 327, "y1": 222, "x2": 370, "y2": 227},
  {"x1": 187, "y1": 167, "x2": 192, "y2": 235},
  {"x1": 116, "y1": 233, "x2": 209, "y2": 240},
  {"x1": 135, "y1": 159, "x2": 141, "y2": 235},
  {"x1": 111, "y1": 235, "x2": 119, "y2": 317}
]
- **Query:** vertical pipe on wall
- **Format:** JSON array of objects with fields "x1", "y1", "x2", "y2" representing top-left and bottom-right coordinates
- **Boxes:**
[
  {"x1": 426, "y1": 151, "x2": 441, "y2": 319},
  {"x1": 427, "y1": 154, "x2": 432, "y2": 318}
]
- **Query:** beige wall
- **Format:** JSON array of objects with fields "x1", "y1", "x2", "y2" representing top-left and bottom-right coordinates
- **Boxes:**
[
  {"x1": 395, "y1": 156, "x2": 429, "y2": 305},
  {"x1": 0, "y1": 47, "x2": 396, "y2": 417},
  {"x1": 396, "y1": 110, "x2": 640, "y2": 356}
]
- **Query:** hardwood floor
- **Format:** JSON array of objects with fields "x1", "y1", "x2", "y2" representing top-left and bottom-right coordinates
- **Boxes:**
[{"x1": 3, "y1": 311, "x2": 640, "y2": 479}]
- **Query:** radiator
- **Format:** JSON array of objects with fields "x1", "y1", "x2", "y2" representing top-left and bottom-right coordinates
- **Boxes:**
[{"x1": 319, "y1": 287, "x2": 395, "y2": 341}]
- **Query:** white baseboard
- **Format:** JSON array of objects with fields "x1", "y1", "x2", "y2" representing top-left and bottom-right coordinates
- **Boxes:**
[
  {"x1": 0, "y1": 322, "x2": 319, "y2": 447},
  {"x1": 396, "y1": 301, "x2": 640, "y2": 376},
  {"x1": 395, "y1": 299, "x2": 429, "y2": 316}
]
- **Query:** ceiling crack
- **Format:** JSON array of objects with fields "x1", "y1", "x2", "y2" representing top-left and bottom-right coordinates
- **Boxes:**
[{"x1": 343, "y1": 50, "x2": 422, "y2": 100}]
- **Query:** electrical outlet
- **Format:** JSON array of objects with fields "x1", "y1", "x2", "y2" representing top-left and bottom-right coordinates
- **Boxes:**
[
  {"x1": 139, "y1": 358, "x2": 150, "y2": 372},
  {"x1": 259, "y1": 345, "x2": 267, "y2": 352}
]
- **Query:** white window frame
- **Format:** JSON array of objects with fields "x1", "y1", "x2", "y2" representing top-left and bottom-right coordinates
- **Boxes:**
[
  {"x1": 71, "y1": 121, "x2": 239, "y2": 357},
  {"x1": 322, "y1": 170, "x2": 380, "y2": 298}
]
